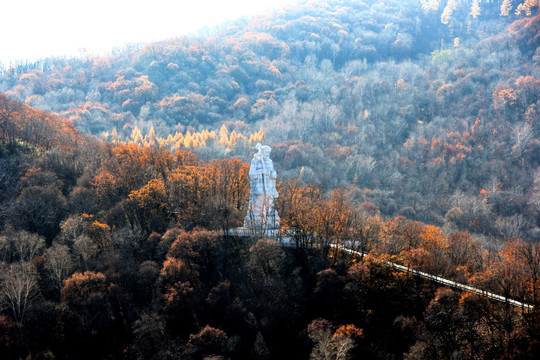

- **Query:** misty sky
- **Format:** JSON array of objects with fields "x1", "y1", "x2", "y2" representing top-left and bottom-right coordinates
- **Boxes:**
[{"x1": 0, "y1": 0, "x2": 301, "y2": 66}]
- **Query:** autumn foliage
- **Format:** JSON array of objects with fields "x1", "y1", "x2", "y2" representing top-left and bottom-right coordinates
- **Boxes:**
[
  {"x1": 0, "y1": 93, "x2": 81, "y2": 151},
  {"x1": 0, "y1": 1, "x2": 539, "y2": 359}
]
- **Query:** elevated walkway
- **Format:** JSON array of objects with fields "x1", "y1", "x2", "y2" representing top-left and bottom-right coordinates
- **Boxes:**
[
  {"x1": 338, "y1": 246, "x2": 534, "y2": 310},
  {"x1": 226, "y1": 228, "x2": 535, "y2": 310}
]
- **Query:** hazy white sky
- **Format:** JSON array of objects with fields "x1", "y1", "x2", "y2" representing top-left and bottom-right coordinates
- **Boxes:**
[{"x1": 0, "y1": 0, "x2": 301, "y2": 66}]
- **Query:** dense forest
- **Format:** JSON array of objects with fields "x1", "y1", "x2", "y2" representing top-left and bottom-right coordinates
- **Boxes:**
[{"x1": 0, "y1": 0, "x2": 539, "y2": 359}]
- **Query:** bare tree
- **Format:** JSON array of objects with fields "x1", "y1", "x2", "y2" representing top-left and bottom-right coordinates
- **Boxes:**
[
  {"x1": 308, "y1": 319, "x2": 335, "y2": 360},
  {"x1": 334, "y1": 335, "x2": 355, "y2": 360},
  {"x1": 308, "y1": 320, "x2": 362, "y2": 360},
  {"x1": 45, "y1": 243, "x2": 74, "y2": 292},
  {"x1": 0, "y1": 235, "x2": 10, "y2": 262},
  {"x1": 0, "y1": 261, "x2": 38, "y2": 323},
  {"x1": 11, "y1": 230, "x2": 45, "y2": 262},
  {"x1": 495, "y1": 215, "x2": 529, "y2": 239},
  {"x1": 73, "y1": 234, "x2": 97, "y2": 270},
  {"x1": 528, "y1": 167, "x2": 540, "y2": 214},
  {"x1": 0, "y1": 229, "x2": 45, "y2": 262},
  {"x1": 512, "y1": 122, "x2": 533, "y2": 158}
]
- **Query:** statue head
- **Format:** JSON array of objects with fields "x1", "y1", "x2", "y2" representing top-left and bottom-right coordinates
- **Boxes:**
[
  {"x1": 255, "y1": 143, "x2": 271, "y2": 158},
  {"x1": 261, "y1": 145, "x2": 271, "y2": 157}
]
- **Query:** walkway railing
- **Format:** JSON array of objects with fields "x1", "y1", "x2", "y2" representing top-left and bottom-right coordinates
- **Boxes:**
[
  {"x1": 338, "y1": 246, "x2": 534, "y2": 310},
  {"x1": 226, "y1": 228, "x2": 534, "y2": 310}
]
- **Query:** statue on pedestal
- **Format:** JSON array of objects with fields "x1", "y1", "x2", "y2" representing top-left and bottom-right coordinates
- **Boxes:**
[{"x1": 244, "y1": 143, "x2": 280, "y2": 230}]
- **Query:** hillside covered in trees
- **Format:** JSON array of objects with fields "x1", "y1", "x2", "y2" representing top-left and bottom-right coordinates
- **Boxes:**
[
  {"x1": 0, "y1": 0, "x2": 539, "y2": 359},
  {"x1": 1, "y1": 92, "x2": 539, "y2": 359},
  {"x1": 1, "y1": 0, "x2": 539, "y2": 243}
]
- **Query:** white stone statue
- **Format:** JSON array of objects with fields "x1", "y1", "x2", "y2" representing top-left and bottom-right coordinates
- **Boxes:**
[{"x1": 244, "y1": 143, "x2": 280, "y2": 229}]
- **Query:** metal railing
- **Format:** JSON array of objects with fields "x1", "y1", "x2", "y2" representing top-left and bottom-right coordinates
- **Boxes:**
[
  {"x1": 225, "y1": 229, "x2": 535, "y2": 310},
  {"x1": 338, "y1": 246, "x2": 534, "y2": 310}
]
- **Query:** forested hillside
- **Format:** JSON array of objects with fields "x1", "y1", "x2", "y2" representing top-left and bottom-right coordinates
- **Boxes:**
[
  {"x1": 0, "y1": 96, "x2": 539, "y2": 358},
  {"x1": 1, "y1": 0, "x2": 539, "y2": 242},
  {"x1": 0, "y1": 0, "x2": 539, "y2": 359}
]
